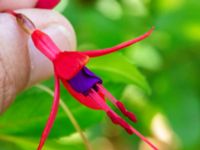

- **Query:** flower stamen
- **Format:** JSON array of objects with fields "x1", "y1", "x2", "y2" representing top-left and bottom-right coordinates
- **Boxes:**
[
  {"x1": 97, "y1": 84, "x2": 137, "y2": 123},
  {"x1": 88, "y1": 89, "x2": 158, "y2": 150}
]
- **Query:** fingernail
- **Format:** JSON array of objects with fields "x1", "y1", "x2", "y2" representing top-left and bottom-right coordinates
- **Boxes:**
[
  {"x1": 27, "y1": 24, "x2": 76, "y2": 86},
  {"x1": 35, "y1": 0, "x2": 60, "y2": 9}
]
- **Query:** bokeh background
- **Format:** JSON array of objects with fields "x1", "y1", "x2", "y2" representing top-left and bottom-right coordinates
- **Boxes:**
[{"x1": 0, "y1": 0, "x2": 200, "y2": 150}]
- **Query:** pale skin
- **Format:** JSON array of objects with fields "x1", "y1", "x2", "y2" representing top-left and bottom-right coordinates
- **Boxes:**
[{"x1": 0, "y1": 0, "x2": 76, "y2": 113}]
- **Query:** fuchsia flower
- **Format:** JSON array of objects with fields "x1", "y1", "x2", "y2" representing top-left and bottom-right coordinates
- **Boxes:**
[
  {"x1": 35, "y1": 0, "x2": 60, "y2": 9},
  {"x1": 10, "y1": 12, "x2": 158, "y2": 150}
]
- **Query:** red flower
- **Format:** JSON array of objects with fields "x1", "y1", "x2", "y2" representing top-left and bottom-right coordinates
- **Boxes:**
[
  {"x1": 35, "y1": 0, "x2": 60, "y2": 9},
  {"x1": 10, "y1": 12, "x2": 158, "y2": 150}
]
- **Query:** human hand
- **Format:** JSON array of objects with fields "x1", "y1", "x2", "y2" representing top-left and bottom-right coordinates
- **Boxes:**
[{"x1": 0, "y1": 0, "x2": 76, "y2": 114}]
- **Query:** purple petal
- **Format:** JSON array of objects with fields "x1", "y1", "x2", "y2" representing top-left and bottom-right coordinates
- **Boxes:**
[{"x1": 68, "y1": 67, "x2": 102, "y2": 95}]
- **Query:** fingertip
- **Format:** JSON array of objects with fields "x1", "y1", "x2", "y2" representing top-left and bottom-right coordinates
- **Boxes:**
[{"x1": 0, "y1": 0, "x2": 38, "y2": 11}]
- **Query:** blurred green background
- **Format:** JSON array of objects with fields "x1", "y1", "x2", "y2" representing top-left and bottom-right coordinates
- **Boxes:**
[{"x1": 0, "y1": 0, "x2": 200, "y2": 150}]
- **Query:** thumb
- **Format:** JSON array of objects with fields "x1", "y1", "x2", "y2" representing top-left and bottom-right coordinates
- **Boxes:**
[{"x1": 0, "y1": 9, "x2": 76, "y2": 114}]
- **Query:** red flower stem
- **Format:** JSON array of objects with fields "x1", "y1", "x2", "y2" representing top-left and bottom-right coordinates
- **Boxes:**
[
  {"x1": 83, "y1": 27, "x2": 154, "y2": 57},
  {"x1": 37, "y1": 73, "x2": 60, "y2": 150},
  {"x1": 4, "y1": 10, "x2": 36, "y2": 34}
]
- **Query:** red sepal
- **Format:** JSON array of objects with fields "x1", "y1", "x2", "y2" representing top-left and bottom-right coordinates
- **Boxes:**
[
  {"x1": 53, "y1": 52, "x2": 89, "y2": 80},
  {"x1": 82, "y1": 27, "x2": 154, "y2": 57},
  {"x1": 35, "y1": 0, "x2": 60, "y2": 9},
  {"x1": 37, "y1": 73, "x2": 60, "y2": 150}
]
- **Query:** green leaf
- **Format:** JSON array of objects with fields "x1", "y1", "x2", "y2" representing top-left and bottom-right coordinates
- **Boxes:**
[
  {"x1": 0, "y1": 134, "x2": 85, "y2": 150},
  {"x1": 87, "y1": 52, "x2": 150, "y2": 94},
  {"x1": 0, "y1": 87, "x2": 103, "y2": 138}
]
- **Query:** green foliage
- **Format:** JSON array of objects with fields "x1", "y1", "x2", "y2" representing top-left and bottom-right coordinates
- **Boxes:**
[
  {"x1": 88, "y1": 53, "x2": 150, "y2": 93},
  {"x1": 1, "y1": 0, "x2": 200, "y2": 150}
]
